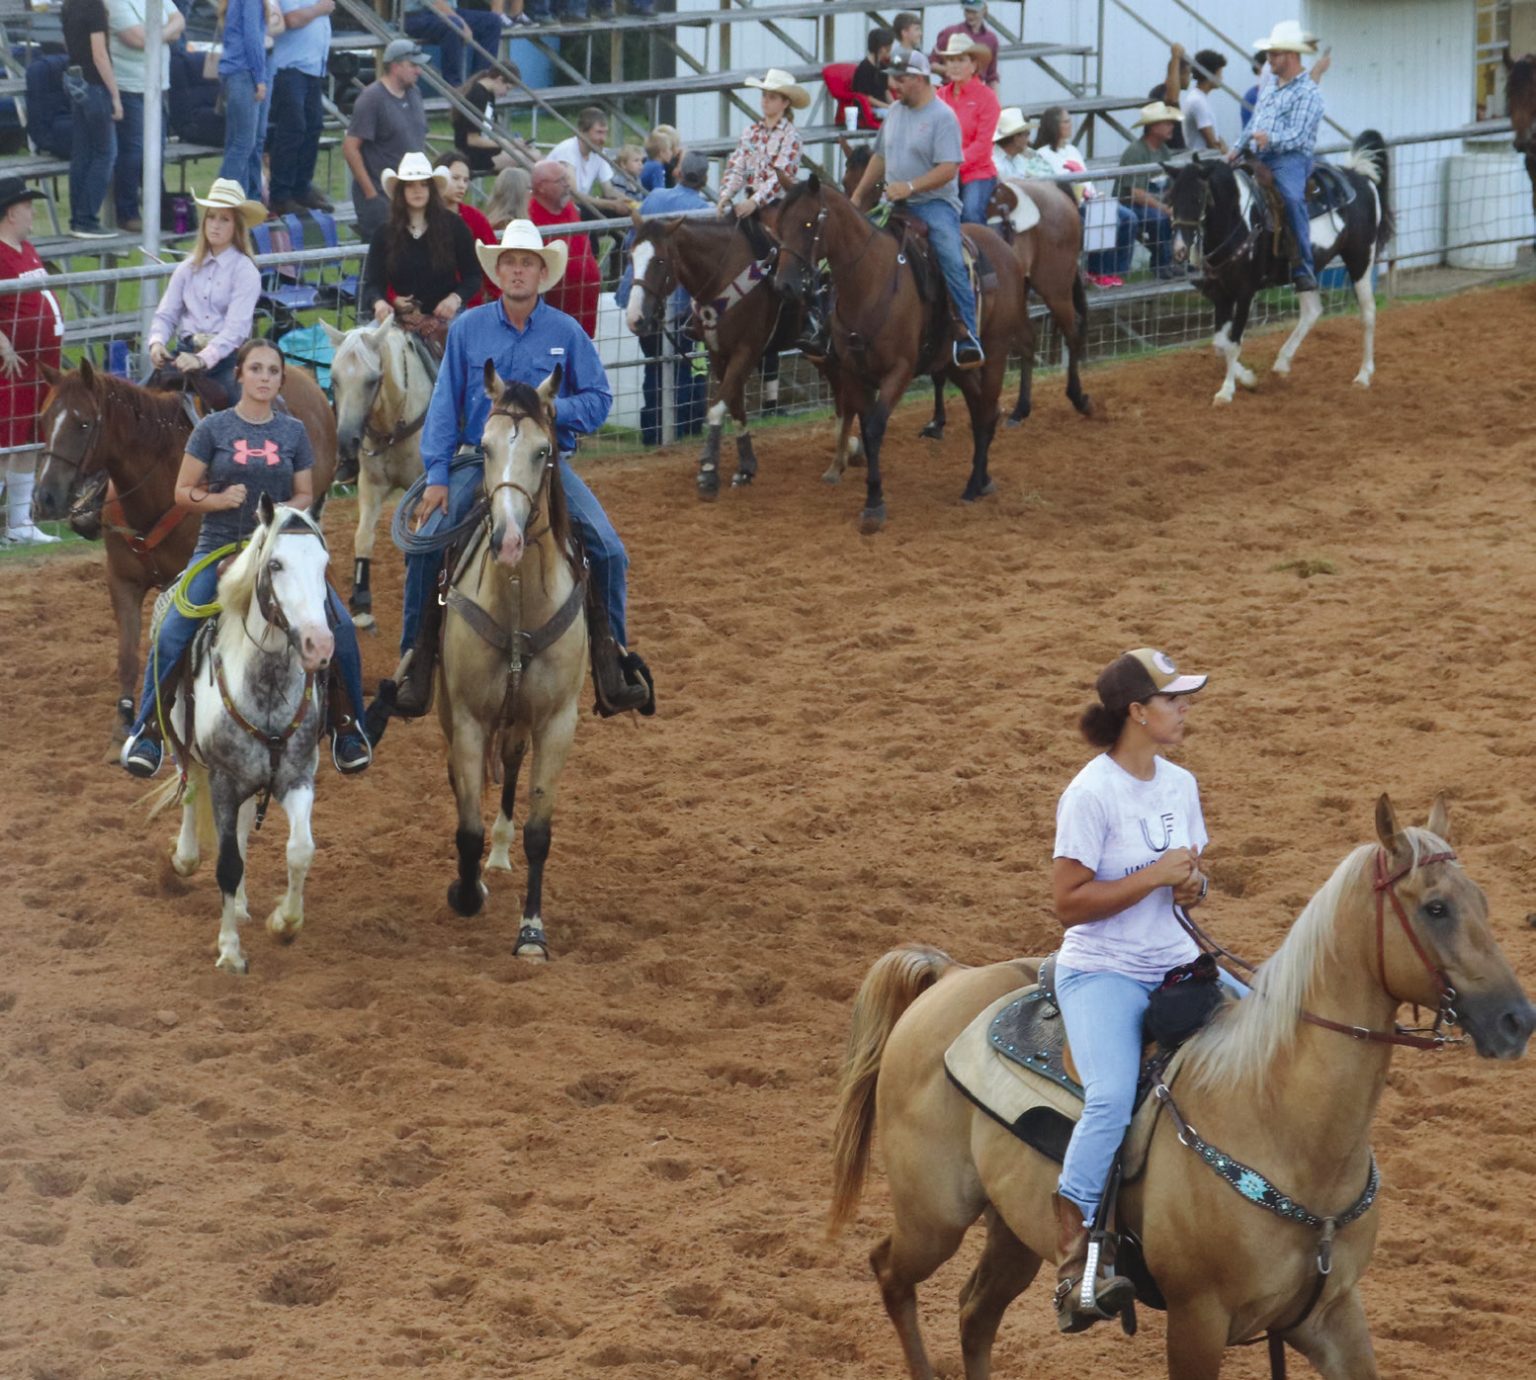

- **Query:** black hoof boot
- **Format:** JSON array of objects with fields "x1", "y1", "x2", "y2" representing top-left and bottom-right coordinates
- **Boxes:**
[
  {"x1": 859, "y1": 502, "x2": 887, "y2": 535},
  {"x1": 919, "y1": 420, "x2": 944, "y2": 441},
  {"x1": 697, "y1": 462, "x2": 720, "y2": 501}
]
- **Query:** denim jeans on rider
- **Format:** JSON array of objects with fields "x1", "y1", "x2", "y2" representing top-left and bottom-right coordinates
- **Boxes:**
[
  {"x1": 1258, "y1": 149, "x2": 1316, "y2": 283},
  {"x1": 403, "y1": 8, "x2": 505, "y2": 86},
  {"x1": 398, "y1": 455, "x2": 631, "y2": 655},
  {"x1": 220, "y1": 69, "x2": 266, "y2": 200},
  {"x1": 1055, "y1": 961, "x2": 1249, "y2": 1221},
  {"x1": 267, "y1": 68, "x2": 323, "y2": 206},
  {"x1": 67, "y1": 82, "x2": 117, "y2": 233},
  {"x1": 905, "y1": 198, "x2": 979, "y2": 339},
  {"x1": 960, "y1": 176, "x2": 997, "y2": 226},
  {"x1": 130, "y1": 560, "x2": 368, "y2": 741}
]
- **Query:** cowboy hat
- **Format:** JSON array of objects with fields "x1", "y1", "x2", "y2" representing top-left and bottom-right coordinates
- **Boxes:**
[
  {"x1": 1252, "y1": 20, "x2": 1319, "y2": 54},
  {"x1": 381, "y1": 150, "x2": 451, "y2": 198},
  {"x1": 1133, "y1": 100, "x2": 1183, "y2": 128},
  {"x1": 0, "y1": 176, "x2": 43, "y2": 216},
  {"x1": 192, "y1": 178, "x2": 266, "y2": 227},
  {"x1": 743, "y1": 69, "x2": 810, "y2": 110},
  {"x1": 935, "y1": 32, "x2": 991, "y2": 66},
  {"x1": 993, "y1": 107, "x2": 1034, "y2": 142},
  {"x1": 474, "y1": 219, "x2": 569, "y2": 292}
]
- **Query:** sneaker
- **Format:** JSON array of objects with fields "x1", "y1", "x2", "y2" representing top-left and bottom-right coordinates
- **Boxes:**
[
  {"x1": 69, "y1": 226, "x2": 116, "y2": 240},
  {"x1": 1293, "y1": 273, "x2": 1319, "y2": 293},
  {"x1": 952, "y1": 335, "x2": 985, "y2": 370},
  {"x1": 121, "y1": 733, "x2": 162, "y2": 778},
  {"x1": 268, "y1": 198, "x2": 304, "y2": 217},
  {"x1": 2, "y1": 523, "x2": 61, "y2": 545},
  {"x1": 1087, "y1": 273, "x2": 1122, "y2": 288},
  {"x1": 119, "y1": 217, "x2": 142, "y2": 233},
  {"x1": 299, "y1": 187, "x2": 334, "y2": 213},
  {"x1": 332, "y1": 729, "x2": 372, "y2": 774},
  {"x1": 508, "y1": 10, "x2": 535, "y2": 23}
]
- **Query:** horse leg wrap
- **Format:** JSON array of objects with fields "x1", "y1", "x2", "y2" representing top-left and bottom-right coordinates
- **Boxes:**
[
  {"x1": 351, "y1": 557, "x2": 372, "y2": 615},
  {"x1": 732, "y1": 432, "x2": 758, "y2": 486}
]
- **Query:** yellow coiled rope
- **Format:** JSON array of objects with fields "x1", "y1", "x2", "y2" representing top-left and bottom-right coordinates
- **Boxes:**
[{"x1": 153, "y1": 541, "x2": 242, "y2": 747}]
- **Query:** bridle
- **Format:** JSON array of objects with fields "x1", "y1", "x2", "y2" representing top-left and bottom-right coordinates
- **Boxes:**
[
  {"x1": 1170, "y1": 166, "x2": 1259, "y2": 272},
  {"x1": 357, "y1": 337, "x2": 429, "y2": 456},
  {"x1": 39, "y1": 386, "x2": 187, "y2": 525},
  {"x1": 482, "y1": 406, "x2": 556, "y2": 546}
]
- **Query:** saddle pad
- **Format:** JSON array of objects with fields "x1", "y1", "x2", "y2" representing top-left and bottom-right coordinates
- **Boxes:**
[
  {"x1": 944, "y1": 985, "x2": 1183, "y2": 1180},
  {"x1": 997, "y1": 180, "x2": 1042, "y2": 235}
]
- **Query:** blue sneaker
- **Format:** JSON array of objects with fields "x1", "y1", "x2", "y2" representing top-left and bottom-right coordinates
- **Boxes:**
[
  {"x1": 333, "y1": 729, "x2": 372, "y2": 775},
  {"x1": 121, "y1": 733, "x2": 162, "y2": 779}
]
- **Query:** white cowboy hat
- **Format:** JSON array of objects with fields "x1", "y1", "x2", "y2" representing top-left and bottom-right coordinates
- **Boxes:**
[
  {"x1": 993, "y1": 107, "x2": 1034, "y2": 143},
  {"x1": 1252, "y1": 20, "x2": 1319, "y2": 54},
  {"x1": 192, "y1": 178, "x2": 267, "y2": 227},
  {"x1": 1133, "y1": 101, "x2": 1184, "y2": 128},
  {"x1": 474, "y1": 219, "x2": 569, "y2": 292},
  {"x1": 380, "y1": 150, "x2": 451, "y2": 198},
  {"x1": 935, "y1": 32, "x2": 991, "y2": 66},
  {"x1": 743, "y1": 69, "x2": 810, "y2": 110}
]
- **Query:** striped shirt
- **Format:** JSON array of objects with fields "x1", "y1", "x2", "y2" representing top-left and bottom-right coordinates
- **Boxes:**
[{"x1": 1243, "y1": 71, "x2": 1323, "y2": 157}]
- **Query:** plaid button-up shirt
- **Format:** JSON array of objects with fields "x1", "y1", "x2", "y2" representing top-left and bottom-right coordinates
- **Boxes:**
[{"x1": 1244, "y1": 71, "x2": 1323, "y2": 157}]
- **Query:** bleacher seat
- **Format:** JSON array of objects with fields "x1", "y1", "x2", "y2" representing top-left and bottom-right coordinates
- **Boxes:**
[
  {"x1": 821, "y1": 63, "x2": 879, "y2": 133},
  {"x1": 249, "y1": 217, "x2": 321, "y2": 335}
]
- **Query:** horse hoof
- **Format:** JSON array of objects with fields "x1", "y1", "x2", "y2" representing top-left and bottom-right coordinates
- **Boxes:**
[
  {"x1": 919, "y1": 422, "x2": 944, "y2": 441},
  {"x1": 267, "y1": 908, "x2": 302, "y2": 941},
  {"x1": 961, "y1": 479, "x2": 998, "y2": 503},
  {"x1": 352, "y1": 611, "x2": 376, "y2": 632},
  {"x1": 447, "y1": 880, "x2": 485, "y2": 918},
  {"x1": 487, "y1": 849, "x2": 513, "y2": 872},
  {"x1": 731, "y1": 470, "x2": 754, "y2": 488},
  {"x1": 1212, "y1": 391, "x2": 1234, "y2": 406},
  {"x1": 1353, "y1": 374, "x2": 1372, "y2": 389},
  {"x1": 821, "y1": 469, "x2": 842, "y2": 485},
  {"x1": 696, "y1": 469, "x2": 720, "y2": 501},
  {"x1": 1005, "y1": 414, "x2": 1023, "y2": 429},
  {"x1": 859, "y1": 503, "x2": 886, "y2": 535},
  {"x1": 515, "y1": 941, "x2": 549, "y2": 963},
  {"x1": 170, "y1": 852, "x2": 199, "y2": 879},
  {"x1": 1271, "y1": 361, "x2": 1291, "y2": 377},
  {"x1": 1074, "y1": 395, "x2": 1094, "y2": 417},
  {"x1": 515, "y1": 923, "x2": 550, "y2": 962},
  {"x1": 215, "y1": 953, "x2": 249, "y2": 976}
]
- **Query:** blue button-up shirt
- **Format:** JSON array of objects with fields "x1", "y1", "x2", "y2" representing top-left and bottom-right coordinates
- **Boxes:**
[
  {"x1": 615, "y1": 184, "x2": 712, "y2": 319},
  {"x1": 421, "y1": 296, "x2": 614, "y2": 486},
  {"x1": 1243, "y1": 71, "x2": 1323, "y2": 157}
]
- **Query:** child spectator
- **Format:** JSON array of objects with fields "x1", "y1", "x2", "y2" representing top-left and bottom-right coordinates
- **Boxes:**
[{"x1": 611, "y1": 143, "x2": 645, "y2": 202}]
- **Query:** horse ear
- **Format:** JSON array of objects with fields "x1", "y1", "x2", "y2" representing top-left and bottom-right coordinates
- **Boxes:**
[
  {"x1": 806, "y1": 170, "x2": 820, "y2": 194},
  {"x1": 257, "y1": 491, "x2": 276, "y2": 528},
  {"x1": 79, "y1": 356, "x2": 96, "y2": 389},
  {"x1": 39, "y1": 361, "x2": 59, "y2": 385},
  {"x1": 319, "y1": 321, "x2": 344, "y2": 345},
  {"x1": 483, "y1": 359, "x2": 505, "y2": 402},
  {"x1": 537, "y1": 364, "x2": 562, "y2": 413},
  {"x1": 1375, "y1": 793, "x2": 1406, "y2": 860},
  {"x1": 1426, "y1": 793, "x2": 1452, "y2": 844}
]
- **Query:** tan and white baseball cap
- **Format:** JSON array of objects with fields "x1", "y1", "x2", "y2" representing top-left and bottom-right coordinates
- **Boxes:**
[{"x1": 1097, "y1": 647, "x2": 1208, "y2": 709}]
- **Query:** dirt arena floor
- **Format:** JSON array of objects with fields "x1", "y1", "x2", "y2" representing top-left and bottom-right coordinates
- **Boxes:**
[{"x1": 6, "y1": 283, "x2": 1536, "y2": 1380}]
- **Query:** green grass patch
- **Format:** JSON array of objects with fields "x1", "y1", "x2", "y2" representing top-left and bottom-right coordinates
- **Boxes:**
[{"x1": 1271, "y1": 557, "x2": 1337, "y2": 578}]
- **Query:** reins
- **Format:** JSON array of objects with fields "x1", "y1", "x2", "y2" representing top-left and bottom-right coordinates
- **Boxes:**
[{"x1": 359, "y1": 335, "x2": 430, "y2": 455}]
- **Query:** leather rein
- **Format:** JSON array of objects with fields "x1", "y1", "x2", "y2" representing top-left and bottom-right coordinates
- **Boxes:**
[
  {"x1": 360, "y1": 340, "x2": 430, "y2": 455},
  {"x1": 1170, "y1": 168, "x2": 1262, "y2": 274}
]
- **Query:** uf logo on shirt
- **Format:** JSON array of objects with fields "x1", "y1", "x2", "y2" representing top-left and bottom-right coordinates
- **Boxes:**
[
  {"x1": 1139, "y1": 811, "x2": 1176, "y2": 853},
  {"x1": 232, "y1": 438, "x2": 281, "y2": 467}
]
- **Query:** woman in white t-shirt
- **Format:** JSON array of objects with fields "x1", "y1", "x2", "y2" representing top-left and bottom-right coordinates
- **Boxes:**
[{"x1": 1048, "y1": 646, "x2": 1236, "y2": 1332}]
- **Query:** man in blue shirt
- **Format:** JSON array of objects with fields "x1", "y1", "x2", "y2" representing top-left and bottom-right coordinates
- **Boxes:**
[
  {"x1": 1237, "y1": 21, "x2": 1326, "y2": 293},
  {"x1": 615, "y1": 149, "x2": 711, "y2": 448},
  {"x1": 383, "y1": 220, "x2": 654, "y2": 721}
]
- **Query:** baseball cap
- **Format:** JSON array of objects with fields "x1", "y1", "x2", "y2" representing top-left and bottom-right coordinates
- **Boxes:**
[
  {"x1": 1097, "y1": 648, "x2": 1208, "y2": 711},
  {"x1": 382, "y1": 38, "x2": 432, "y2": 66},
  {"x1": 677, "y1": 149, "x2": 710, "y2": 188},
  {"x1": 881, "y1": 49, "x2": 931, "y2": 78}
]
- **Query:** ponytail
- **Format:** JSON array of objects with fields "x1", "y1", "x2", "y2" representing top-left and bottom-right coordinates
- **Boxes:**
[{"x1": 1079, "y1": 701, "x2": 1126, "y2": 749}]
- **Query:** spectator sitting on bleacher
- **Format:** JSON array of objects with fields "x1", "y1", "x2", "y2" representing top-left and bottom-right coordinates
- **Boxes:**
[
  {"x1": 402, "y1": 0, "x2": 504, "y2": 88},
  {"x1": 993, "y1": 108, "x2": 1048, "y2": 179},
  {"x1": 527, "y1": 160, "x2": 599, "y2": 338},
  {"x1": 268, "y1": 0, "x2": 335, "y2": 219},
  {"x1": 853, "y1": 27, "x2": 894, "y2": 116},
  {"x1": 1034, "y1": 104, "x2": 1118, "y2": 286},
  {"x1": 1115, "y1": 101, "x2": 1181, "y2": 279},
  {"x1": 108, "y1": 0, "x2": 185, "y2": 233},
  {"x1": 452, "y1": 68, "x2": 529, "y2": 174},
  {"x1": 217, "y1": 0, "x2": 272, "y2": 201},
  {"x1": 361, "y1": 152, "x2": 481, "y2": 358},
  {"x1": 717, "y1": 69, "x2": 806, "y2": 219},
  {"x1": 640, "y1": 124, "x2": 679, "y2": 192},
  {"x1": 146, "y1": 180, "x2": 263, "y2": 402},
  {"x1": 890, "y1": 11, "x2": 921, "y2": 65},
  {"x1": 344, "y1": 38, "x2": 431, "y2": 238},
  {"x1": 0, "y1": 178, "x2": 62, "y2": 546},
  {"x1": 484, "y1": 165, "x2": 530, "y2": 229},
  {"x1": 60, "y1": 0, "x2": 123, "y2": 238},
  {"x1": 168, "y1": 45, "x2": 225, "y2": 146},
  {"x1": 933, "y1": 0, "x2": 997, "y2": 89},
  {"x1": 437, "y1": 149, "x2": 497, "y2": 304},
  {"x1": 549, "y1": 107, "x2": 632, "y2": 216},
  {"x1": 610, "y1": 145, "x2": 645, "y2": 203}
]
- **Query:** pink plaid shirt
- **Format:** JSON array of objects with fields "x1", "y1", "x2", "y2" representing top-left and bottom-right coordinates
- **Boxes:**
[{"x1": 719, "y1": 118, "x2": 803, "y2": 206}]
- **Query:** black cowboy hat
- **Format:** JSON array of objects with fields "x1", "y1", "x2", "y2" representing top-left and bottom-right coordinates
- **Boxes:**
[{"x1": 0, "y1": 176, "x2": 44, "y2": 215}]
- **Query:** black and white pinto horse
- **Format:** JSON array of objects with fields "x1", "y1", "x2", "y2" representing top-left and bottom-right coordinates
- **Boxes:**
[{"x1": 1167, "y1": 131, "x2": 1392, "y2": 405}]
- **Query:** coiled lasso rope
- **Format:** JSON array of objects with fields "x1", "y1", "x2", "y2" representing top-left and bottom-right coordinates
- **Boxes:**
[
  {"x1": 152, "y1": 540, "x2": 241, "y2": 753},
  {"x1": 391, "y1": 449, "x2": 488, "y2": 556}
]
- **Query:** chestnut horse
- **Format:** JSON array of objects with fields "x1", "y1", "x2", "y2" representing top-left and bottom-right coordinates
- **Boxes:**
[
  {"x1": 31, "y1": 359, "x2": 337, "y2": 737},
  {"x1": 1506, "y1": 49, "x2": 1536, "y2": 235},
  {"x1": 830, "y1": 796, "x2": 1534, "y2": 1378},
  {"x1": 771, "y1": 172, "x2": 1027, "y2": 532}
]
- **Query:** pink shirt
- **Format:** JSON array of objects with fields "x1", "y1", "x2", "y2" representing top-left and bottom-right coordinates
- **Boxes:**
[
  {"x1": 939, "y1": 77, "x2": 1000, "y2": 183},
  {"x1": 149, "y1": 245, "x2": 260, "y2": 369}
]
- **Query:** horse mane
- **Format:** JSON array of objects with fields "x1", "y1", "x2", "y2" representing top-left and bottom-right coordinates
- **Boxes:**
[
  {"x1": 216, "y1": 505, "x2": 325, "y2": 617},
  {"x1": 91, "y1": 372, "x2": 191, "y2": 457},
  {"x1": 1180, "y1": 826, "x2": 1452, "y2": 1096},
  {"x1": 490, "y1": 383, "x2": 573, "y2": 564}
]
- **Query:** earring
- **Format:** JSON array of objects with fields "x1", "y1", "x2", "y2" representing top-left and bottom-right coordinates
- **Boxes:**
[{"x1": 1139, "y1": 718, "x2": 1148, "y2": 726}]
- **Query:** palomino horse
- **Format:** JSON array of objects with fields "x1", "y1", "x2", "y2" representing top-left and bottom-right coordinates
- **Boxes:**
[
  {"x1": 437, "y1": 364, "x2": 586, "y2": 962},
  {"x1": 985, "y1": 178, "x2": 1092, "y2": 425},
  {"x1": 150, "y1": 498, "x2": 334, "y2": 974},
  {"x1": 1167, "y1": 133, "x2": 1392, "y2": 405},
  {"x1": 1506, "y1": 50, "x2": 1536, "y2": 233},
  {"x1": 31, "y1": 359, "x2": 337, "y2": 736},
  {"x1": 771, "y1": 172, "x2": 1027, "y2": 533},
  {"x1": 830, "y1": 796, "x2": 1534, "y2": 1379},
  {"x1": 321, "y1": 319, "x2": 432, "y2": 630}
]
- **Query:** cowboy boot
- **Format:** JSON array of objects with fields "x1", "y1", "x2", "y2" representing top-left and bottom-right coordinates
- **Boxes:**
[
  {"x1": 390, "y1": 583, "x2": 446, "y2": 719},
  {"x1": 587, "y1": 587, "x2": 653, "y2": 717},
  {"x1": 1053, "y1": 1195, "x2": 1134, "y2": 1334}
]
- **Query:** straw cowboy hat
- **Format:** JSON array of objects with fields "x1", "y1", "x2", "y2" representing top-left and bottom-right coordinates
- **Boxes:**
[
  {"x1": 1133, "y1": 100, "x2": 1183, "y2": 128},
  {"x1": 474, "y1": 219, "x2": 569, "y2": 292},
  {"x1": 192, "y1": 178, "x2": 266, "y2": 227},
  {"x1": 993, "y1": 107, "x2": 1034, "y2": 142},
  {"x1": 380, "y1": 150, "x2": 450, "y2": 198},
  {"x1": 935, "y1": 32, "x2": 991, "y2": 67},
  {"x1": 1252, "y1": 20, "x2": 1319, "y2": 54},
  {"x1": 743, "y1": 69, "x2": 810, "y2": 109}
]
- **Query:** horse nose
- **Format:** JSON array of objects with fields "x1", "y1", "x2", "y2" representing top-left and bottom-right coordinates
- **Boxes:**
[
  {"x1": 300, "y1": 627, "x2": 335, "y2": 673},
  {"x1": 1499, "y1": 1000, "x2": 1536, "y2": 1057},
  {"x1": 491, "y1": 522, "x2": 524, "y2": 568}
]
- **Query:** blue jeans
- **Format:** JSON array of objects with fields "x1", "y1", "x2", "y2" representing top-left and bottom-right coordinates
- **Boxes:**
[
  {"x1": 132, "y1": 559, "x2": 367, "y2": 739},
  {"x1": 1085, "y1": 202, "x2": 1139, "y2": 276},
  {"x1": 1128, "y1": 202, "x2": 1173, "y2": 271},
  {"x1": 404, "y1": 8, "x2": 505, "y2": 86},
  {"x1": 1259, "y1": 149, "x2": 1315, "y2": 282},
  {"x1": 220, "y1": 69, "x2": 266, "y2": 199},
  {"x1": 68, "y1": 82, "x2": 117, "y2": 232},
  {"x1": 637, "y1": 330, "x2": 707, "y2": 448},
  {"x1": 267, "y1": 67, "x2": 323, "y2": 204},
  {"x1": 399, "y1": 454, "x2": 630, "y2": 654},
  {"x1": 1056, "y1": 961, "x2": 1249, "y2": 1219},
  {"x1": 113, "y1": 91, "x2": 163, "y2": 224},
  {"x1": 960, "y1": 176, "x2": 997, "y2": 225},
  {"x1": 905, "y1": 197, "x2": 978, "y2": 339}
]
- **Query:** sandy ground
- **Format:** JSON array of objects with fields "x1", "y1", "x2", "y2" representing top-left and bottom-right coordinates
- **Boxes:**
[{"x1": 5, "y1": 284, "x2": 1536, "y2": 1380}]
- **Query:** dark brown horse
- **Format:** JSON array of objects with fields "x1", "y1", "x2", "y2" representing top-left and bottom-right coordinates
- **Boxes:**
[
  {"x1": 770, "y1": 172, "x2": 1027, "y2": 533},
  {"x1": 1506, "y1": 49, "x2": 1536, "y2": 234},
  {"x1": 31, "y1": 359, "x2": 337, "y2": 737}
]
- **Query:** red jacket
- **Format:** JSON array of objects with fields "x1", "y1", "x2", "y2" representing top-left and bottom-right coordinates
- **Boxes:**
[
  {"x1": 527, "y1": 197, "x2": 600, "y2": 340},
  {"x1": 939, "y1": 77, "x2": 1000, "y2": 183}
]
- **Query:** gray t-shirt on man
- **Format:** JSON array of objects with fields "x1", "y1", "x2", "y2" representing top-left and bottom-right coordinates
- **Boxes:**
[
  {"x1": 347, "y1": 79, "x2": 429, "y2": 237},
  {"x1": 874, "y1": 96, "x2": 963, "y2": 212}
]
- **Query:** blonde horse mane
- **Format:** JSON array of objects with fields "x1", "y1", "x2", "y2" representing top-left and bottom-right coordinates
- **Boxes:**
[
  {"x1": 215, "y1": 504, "x2": 324, "y2": 618},
  {"x1": 1181, "y1": 826, "x2": 1451, "y2": 1096}
]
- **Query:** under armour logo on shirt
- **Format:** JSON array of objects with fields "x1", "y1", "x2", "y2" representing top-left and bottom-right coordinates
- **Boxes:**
[
  {"x1": 1140, "y1": 812, "x2": 1176, "y2": 852},
  {"x1": 232, "y1": 438, "x2": 280, "y2": 466}
]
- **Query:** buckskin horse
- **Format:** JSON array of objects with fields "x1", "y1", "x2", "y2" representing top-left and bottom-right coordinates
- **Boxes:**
[
  {"x1": 1167, "y1": 133, "x2": 1392, "y2": 405},
  {"x1": 1506, "y1": 49, "x2": 1536, "y2": 236},
  {"x1": 437, "y1": 365, "x2": 587, "y2": 963},
  {"x1": 31, "y1": 359, "x2": 337, "y2": 738},
  {"x1": 770, "y1": 171, "x2": 1027, "y2": 533},
  {"x1": 829, "y1": 796, "x2": 1533, "y2": 1378}
]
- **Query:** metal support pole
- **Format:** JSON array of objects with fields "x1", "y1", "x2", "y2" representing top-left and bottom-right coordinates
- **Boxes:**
[{"x1": 138, "y1": 0, "x2": 164, "y2": 358}]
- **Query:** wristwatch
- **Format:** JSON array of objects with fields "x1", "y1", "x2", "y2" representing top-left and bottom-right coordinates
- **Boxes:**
[{"x1": 1197, "y1": 874, "x2": 1209, "y2": 902}]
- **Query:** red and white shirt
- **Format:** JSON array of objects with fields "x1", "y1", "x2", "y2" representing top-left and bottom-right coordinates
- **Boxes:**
[{"x1": 719, "y1": 118, "x2": 803, "y2": 207}]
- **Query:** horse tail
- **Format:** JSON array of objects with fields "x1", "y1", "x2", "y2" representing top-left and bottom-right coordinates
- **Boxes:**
[
  {"x1": 1348, "y1": 129, "x2": 1394, "y2": 253},
  {"x1": 828, "y1": 943, "x2": 958, "y2": 1236},
  {"x1": 145, "y1": 762, "x2": 214, "y2": 851}
]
